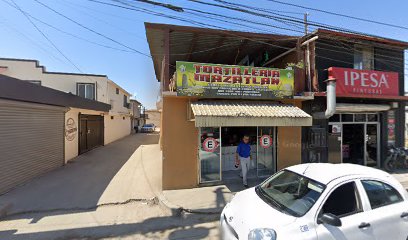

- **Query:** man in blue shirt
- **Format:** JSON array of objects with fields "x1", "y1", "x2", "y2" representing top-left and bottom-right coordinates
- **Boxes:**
[{"x1": 235, "y1": 135, "x2": 252, "y2": 188}]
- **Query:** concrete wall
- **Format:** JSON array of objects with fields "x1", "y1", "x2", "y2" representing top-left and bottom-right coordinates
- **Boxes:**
[
  {"x1": 162, "y1": 97, "x2": 198, "y2": 190},
  {"x1": 146, "y1": 110, "x2": 161, "y2": 127},
  {"x1": 104, "y1": 114, "x2": 131, "y2": 144}
]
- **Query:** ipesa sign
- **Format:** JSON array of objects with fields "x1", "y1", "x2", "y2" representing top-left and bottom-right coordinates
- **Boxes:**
[{"x1": 328, "y1": 67, "x2": 399, "y2": 97}]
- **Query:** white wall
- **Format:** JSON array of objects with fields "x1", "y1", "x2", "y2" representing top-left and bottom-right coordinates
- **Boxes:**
[
  {"x1": 0, "y1": 59, "x2": 109, "y2": 104},
  {"x1": 107, "y1": 81, "x2": 131, "y2": 115},
  {"x1": 104, "y1": 114, "x2": 131, "y2": 144}
]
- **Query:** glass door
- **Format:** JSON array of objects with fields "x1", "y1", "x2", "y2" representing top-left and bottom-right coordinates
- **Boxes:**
[
  {"x1": 365, "y1": 124, "x2": 379, "y2": 167},
  {"x1": 199, "y1": 127, "x2": 221, "y2": 183},
  {"x1": 257, "y1": 127, "x2": 276, "y2": 177}
]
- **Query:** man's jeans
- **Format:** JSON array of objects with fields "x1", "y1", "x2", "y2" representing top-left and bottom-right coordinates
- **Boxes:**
[{"x1": 240, "y1": 156, "x2": 250, "y2": 185}]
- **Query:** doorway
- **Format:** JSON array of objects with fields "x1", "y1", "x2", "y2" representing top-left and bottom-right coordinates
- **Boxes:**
[
  {"x1": 79, "y1": 114, "x2": 104, "y2": 154},
  {"x1": 198, "y1": 126, "x2": 276, "y2": 184},
  {"x1": 328, "y1": 113, "x2": 380, "y2": 167},
  {"x1": 342, "y1": 124, "x2": 364, "y2": 165}
]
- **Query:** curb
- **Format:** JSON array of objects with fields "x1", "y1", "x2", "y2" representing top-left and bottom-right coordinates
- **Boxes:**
[
  {"x1": 0, "y1": 202, "x2": 13, "y2": 219},
  {"x1": 156, "y1": 192, "x2": 222, "y2": 216}
]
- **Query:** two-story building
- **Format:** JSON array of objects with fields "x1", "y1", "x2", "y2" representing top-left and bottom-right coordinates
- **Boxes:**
[
  {"x1": 145, "y1": 23, "x2": 408, "y2": 190},
  {"x1": 0, "y1": 58, "x2": 132, "y2": 162},
  {"x1": 145, "y1": 23, "x2": 313, "y2": 190},
  {"x1": 130, "y1": 99, "x2": 146, "y2": 132},
  {"x1": 299, "y1": 29, "x2": 408, "y2": 168}
]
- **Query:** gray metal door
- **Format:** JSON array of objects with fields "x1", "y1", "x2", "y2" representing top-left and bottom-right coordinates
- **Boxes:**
[{"x1": 0, "y1": 100, "x2": 65, "y2": 194}]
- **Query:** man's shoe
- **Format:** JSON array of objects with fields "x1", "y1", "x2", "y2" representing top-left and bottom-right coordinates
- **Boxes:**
[{"x1": 244, "y1": 184, "x2": 249, "y2": 188}]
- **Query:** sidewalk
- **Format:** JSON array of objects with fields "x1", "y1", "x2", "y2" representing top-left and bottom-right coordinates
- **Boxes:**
[{"x1": 160, "y1": 178, "x2": 262, "y2": 215}]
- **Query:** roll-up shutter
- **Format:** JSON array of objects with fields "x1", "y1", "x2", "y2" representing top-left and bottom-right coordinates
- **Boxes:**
[{"x1": 0, "y1": 100, "x2": 65, "y2": 194}]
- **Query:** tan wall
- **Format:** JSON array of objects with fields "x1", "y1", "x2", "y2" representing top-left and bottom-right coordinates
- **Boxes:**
[
  {"x1": 146, "y1": 110, "x2": 161, "y2": 127},
  {"x1": 277, "y1": 126, "x2": 302, "y2": 170},
  {"x1": 276, "y1": 100, "x2": 303, "y2": 170},
  {"x1": 104, "y1": 114, "x2": 131, "y2": 144},
  {"x1": 162, "y1": 97, "x2": 198, "y2": 190}
]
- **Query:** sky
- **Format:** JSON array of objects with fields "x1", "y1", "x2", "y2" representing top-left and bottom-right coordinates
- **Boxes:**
[{"x1": 0, "y1": 0, "x2": 407, "y2": 109}]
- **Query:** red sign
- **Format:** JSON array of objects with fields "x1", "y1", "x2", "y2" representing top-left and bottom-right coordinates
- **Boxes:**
[
  {"x1": 202, "y1": 137, "x2": 218, "y2": 152},
  {"x1": 328, "y1": 67, "x2": 399, "y2": 97},
  {"x1": 259, "y1": 135, "x2": 272, "y2": 148}
]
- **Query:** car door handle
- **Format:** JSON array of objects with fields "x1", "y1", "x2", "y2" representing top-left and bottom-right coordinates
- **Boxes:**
[
  {"x1": 358, "y1": 222, "x2": 371, "y2": 229},
  {"x1": 401, "y1": 212, "x2": 408, "y2": 218}
]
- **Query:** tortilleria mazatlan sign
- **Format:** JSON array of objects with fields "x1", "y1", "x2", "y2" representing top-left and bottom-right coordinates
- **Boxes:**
[{"x1": 176, "y1": 61, "x2": 294, "y2": 99}]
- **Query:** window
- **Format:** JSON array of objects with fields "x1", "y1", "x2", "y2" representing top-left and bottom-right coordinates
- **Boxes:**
[
  {"x1": 77, "y1": 83, "x2": 95, "y2": 100},
  {"x1": 116, "y1": 88, "x2": 119, "y2": 94},
  {"x1": 257, "y1": 170, "x2": 325, "y2": 217},
  {"x1": 354, "y1": 45, "x2": 374, "y2": 70},
  {"x1": 361, "y1": 180, "x2": 403, "y2": 209},
  {"x1": 321, "y1": 182, "x2": 361, "y2": 218},
  {"x1": 123, "y1": 95, "x2": 128, "y2": 108},
  {"x1": 28, "y1": 80, "x2": 41, "y2": 86}
]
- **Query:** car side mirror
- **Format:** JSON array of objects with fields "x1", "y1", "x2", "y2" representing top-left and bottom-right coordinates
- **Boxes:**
[{"x1": 318, "y1": 213, "x2": 342, "y2": 227}]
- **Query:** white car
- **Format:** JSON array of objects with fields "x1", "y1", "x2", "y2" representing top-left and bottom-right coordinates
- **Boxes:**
[{"x1": 220, "y1": 163, "x2": 408, "y2": 240}]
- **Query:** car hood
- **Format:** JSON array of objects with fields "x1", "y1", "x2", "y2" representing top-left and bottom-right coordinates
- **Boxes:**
[{"x1": 223, "y1": 187, "x2": 297, "y2": 238}]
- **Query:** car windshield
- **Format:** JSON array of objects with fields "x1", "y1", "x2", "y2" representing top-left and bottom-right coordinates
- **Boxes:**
[
  {"x1": 256, "y1": 170, "x2": 325, "y2": 217},
  {"x1": 143, "y1": 124, "x2": 153, "y2": 127}
]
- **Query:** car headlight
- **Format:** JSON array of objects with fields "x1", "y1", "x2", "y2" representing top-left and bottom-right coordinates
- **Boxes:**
[{"x1": 248, "y1": 228, "x2": 277, "y2": 240}]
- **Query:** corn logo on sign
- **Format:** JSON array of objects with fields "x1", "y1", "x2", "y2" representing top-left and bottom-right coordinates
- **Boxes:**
[{"x1": 176, "y1": 61, "x2": 294, "y2": 99}]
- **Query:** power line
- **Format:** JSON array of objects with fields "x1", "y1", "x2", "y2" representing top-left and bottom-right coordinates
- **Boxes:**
[
  {"x1": 265, "y1": 0, "x2": 408, "y2": 31},
  {"x1": 5, "y1": 0, "x2": 85, "y2": 73},
  {"x1": 2, "y1": 0, "x2": 135, "y2": 54},
  {"x1": 0, "y1": 16, "x2": 66, "y2": 64},
  {"x1": 33, "y1": 0, "x2": 152, "y2": 58}
]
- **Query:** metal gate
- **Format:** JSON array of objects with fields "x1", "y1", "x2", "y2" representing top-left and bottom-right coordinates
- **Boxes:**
[
  {"x1": 0, "y1": 100, "x2": 65, "y2": 194},
  {"x1": 79, "y1": 114, "x2": 104, "y2": 154}
]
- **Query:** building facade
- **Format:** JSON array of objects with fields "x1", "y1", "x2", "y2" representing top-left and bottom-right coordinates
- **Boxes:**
[
  {"x1": 145, "y1": 23, "x2": 408, "y2": 191},
  {"x1": 130, "y1": 99, "x2": 146, "y2": 132},
  {"x1": 300, "y1": 30, "x2": 407, "y2": 169},
  {"x1": 145, "y1": 109, "x2": 161, "y2": 128},
  {"x1": 0, "y1": 58, "x2": 132, "y2": 162},
  {"x1": 146, "y1": 23, "x2": 314, "y2": 190}
]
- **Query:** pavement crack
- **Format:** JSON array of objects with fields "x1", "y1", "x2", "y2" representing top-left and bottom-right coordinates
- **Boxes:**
[{"x1": 1, "y1": 197, "x2": 159, "y2": 220}]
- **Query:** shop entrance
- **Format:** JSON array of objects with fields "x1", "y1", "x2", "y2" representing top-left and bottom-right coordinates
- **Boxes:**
[
  {"x1": 328, "y1": 113, "x2": 380, "y2": 167},
  {"x1": 199, "y1": 126, "x2": 276, "y2": 184}
]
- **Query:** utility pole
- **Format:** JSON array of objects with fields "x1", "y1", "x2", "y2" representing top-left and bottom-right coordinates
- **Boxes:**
[{"x1": 304, "y1": 13, "x2": 309, "y2": 35}]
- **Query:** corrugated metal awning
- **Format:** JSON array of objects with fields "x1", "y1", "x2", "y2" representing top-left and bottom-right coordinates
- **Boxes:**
[{"x1": 191, "y1": 101, "x2": 312, "y2": 127}]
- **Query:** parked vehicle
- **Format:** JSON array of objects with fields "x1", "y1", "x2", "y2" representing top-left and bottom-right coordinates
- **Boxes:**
[
  {"x1": 384, "y1": 146, "x2": 408, "y2": 172},
  {"x1": 220, "y1": 163, "x2": 408, "y2": 240},
  {"x1": 141, "y1": 124, "x2": 156, "y2": 133}
]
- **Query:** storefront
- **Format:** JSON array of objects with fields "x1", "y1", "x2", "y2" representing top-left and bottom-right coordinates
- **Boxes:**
[
  {"x1": 160, "y1": 61, "x2": 312, "y2": 189},
  {"x1": 323, "y1": 67, "x2": 405, "y2": 168}
]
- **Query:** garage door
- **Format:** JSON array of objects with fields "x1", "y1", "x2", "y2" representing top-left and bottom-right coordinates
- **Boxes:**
[
  {"x1": 79, "y1": 114, "x2": 104, "y2": 154},
  {"x1": 0, "y1": 100, "x2": 65, "y2": 195}
]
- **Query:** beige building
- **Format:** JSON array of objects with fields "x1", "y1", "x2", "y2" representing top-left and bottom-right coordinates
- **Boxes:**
[
  {"x1": 145, "y1": 109, "x2": 161, "y2": 128},
  {"x1": 0, "y1": 58, "x2": 132, "y2": 162}
]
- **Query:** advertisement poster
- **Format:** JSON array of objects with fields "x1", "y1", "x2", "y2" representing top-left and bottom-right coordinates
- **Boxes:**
[{"x1": 176, "y1": 61, "x2": 294, "y2": 99}]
